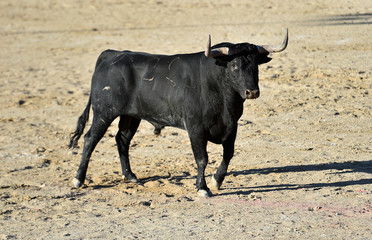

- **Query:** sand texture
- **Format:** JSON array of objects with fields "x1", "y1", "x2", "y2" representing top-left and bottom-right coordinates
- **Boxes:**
[{"x1": 1, "y1": 0, "x2": 371, "y2": 239}]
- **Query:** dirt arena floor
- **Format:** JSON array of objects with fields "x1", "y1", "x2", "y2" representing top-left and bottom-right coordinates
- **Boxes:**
[{"x1": 1, "y1": 0, "x2": 371, "y2": 239}]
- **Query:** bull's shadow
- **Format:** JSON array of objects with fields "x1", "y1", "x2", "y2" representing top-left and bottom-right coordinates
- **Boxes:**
[
  {"x1": 222, "y1": 159, "x2": 372, "y2": 195},
  {"x1": 91, "y1": 160, "x2": 372, "y2": 194},
  {"x1": 140, "y1": 171, "x2": 194, "y2": 184}
]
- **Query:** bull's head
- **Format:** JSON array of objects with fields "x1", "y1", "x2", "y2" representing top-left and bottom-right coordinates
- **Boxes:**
[{"x1": 205, "y1": 29, "x2": 288, "y2": 100}]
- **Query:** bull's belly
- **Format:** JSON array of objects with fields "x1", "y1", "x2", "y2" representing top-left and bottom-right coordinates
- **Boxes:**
[{"x1": 125, "y1": 99, "x2": 185, "y2": 130}]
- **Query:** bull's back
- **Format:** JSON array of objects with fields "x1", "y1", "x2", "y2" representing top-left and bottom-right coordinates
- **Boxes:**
[{"x1": 90, "y1": 50, "x2": 202, "y2": 129}]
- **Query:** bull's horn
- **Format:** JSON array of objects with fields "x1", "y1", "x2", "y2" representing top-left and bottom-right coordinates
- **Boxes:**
[
  {"x1": 257, "y1": 28, "x2": 288, "y2": 54},
  {"x1": 205, "y1": 34, "x2": 229, "y2": 57},
  {"x1": 204, "y1": 34, "x2": 212, "y2": 57}
]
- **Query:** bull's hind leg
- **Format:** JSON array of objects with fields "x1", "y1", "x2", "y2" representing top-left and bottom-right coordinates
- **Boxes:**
[
  {"x1": 212, "y1": 126, "x2": 237, "y2": 190},
  {"x1": 116, "y1": 116, "x2": 141, "y2": 183},
  {"x1": 73, "y1": 114, "x2": 114, "y2": 188}
]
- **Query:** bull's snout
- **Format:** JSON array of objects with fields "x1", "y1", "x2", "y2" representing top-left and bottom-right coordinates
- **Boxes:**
[{"x1": 245, "y1": 89, "x2": 260, "y2": 99}]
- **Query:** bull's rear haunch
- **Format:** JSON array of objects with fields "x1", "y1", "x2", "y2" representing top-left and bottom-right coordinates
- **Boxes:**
[{"x1": 69, "y1": 30, "x2": 288, "y2": 197}]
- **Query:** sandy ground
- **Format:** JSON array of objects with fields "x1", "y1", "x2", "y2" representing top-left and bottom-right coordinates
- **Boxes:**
[{"x1": 1, "y1": 0, "x2": 372, "y2": 239}]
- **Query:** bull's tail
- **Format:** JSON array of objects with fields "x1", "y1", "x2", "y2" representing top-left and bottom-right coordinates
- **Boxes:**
[{"x1": 68, "y1": 97, "x2": 91, "y2": 148}]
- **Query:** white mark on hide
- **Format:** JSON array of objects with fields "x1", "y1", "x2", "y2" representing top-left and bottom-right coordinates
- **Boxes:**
[
  {"x1": 168, "y1": 57, "x2": 179, "y2": 71},
  {"x1": 166, "y1": 77, "x2": 176, "y2": 87},
  {"x1": 102, "y1": 86, "x2": 110, "y2": 91},
  {"x1": 183, "y1": 120, "x2": 188, "y2": 131},
  {"x1": 143, "y1": 77, "x2": 154, "y2": 82},
  {"x1": 110, "y1": 52, "x2": 129, "y2": 66}
]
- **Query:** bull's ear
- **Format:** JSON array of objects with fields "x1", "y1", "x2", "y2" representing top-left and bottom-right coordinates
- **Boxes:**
[{"x1": 257, "y1": 53, "x2": 272, "y2": 65}]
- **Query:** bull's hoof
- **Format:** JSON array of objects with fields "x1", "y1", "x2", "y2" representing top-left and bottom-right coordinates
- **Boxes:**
[
  {"x1": 197, "y1": 189, "x2": 213, "y2": 198},
  {"x1": 72, "y1": 178, "x2": 83, "y2": 188},
  {"x1": 153, "y1": 128, "x2": 162, "y2": 136},
  {"x1": 211, "y1": 175, "x2": 222, "y2": 190},
  {"x1": 122, "y1": 175, "x2": 139, "y2": 183}
]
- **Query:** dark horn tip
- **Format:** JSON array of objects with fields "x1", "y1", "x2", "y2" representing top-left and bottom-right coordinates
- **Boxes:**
[{"x1": 283, "y1": 28, "x2": 289, "y2": 45}]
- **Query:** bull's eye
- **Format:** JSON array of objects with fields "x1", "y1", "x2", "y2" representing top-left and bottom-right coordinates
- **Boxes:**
[{"x1": 230, "y1": 63, "x2": 239, "y2": 71}]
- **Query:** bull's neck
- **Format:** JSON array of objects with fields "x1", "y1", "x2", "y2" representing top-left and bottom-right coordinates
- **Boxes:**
[{"x1": 201, "y1": 57, "x2": 244, "y2": 122}]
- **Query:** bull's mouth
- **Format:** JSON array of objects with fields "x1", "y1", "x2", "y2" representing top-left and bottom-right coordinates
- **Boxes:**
[{"x1": 244, "y1": 89, "x2": 260, "y2": 99}]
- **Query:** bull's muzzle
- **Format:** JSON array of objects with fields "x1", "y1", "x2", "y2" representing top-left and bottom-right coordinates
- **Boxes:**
[{"x1": 245, "y1": 89, "x2": 260, "y2": 99}]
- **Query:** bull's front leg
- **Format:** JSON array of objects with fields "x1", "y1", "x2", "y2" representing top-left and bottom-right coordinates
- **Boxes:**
[
  {"x1": 212, "y1": 126, "x2": 237, "y2": 190},
  {"x1": 190, "y1": 137, "x2": 212, "y2": 197}
]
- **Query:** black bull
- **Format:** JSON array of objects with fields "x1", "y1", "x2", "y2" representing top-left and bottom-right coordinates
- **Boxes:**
[{"x1": 69, "y1": 30, "x2": 288, "y2": 197}]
